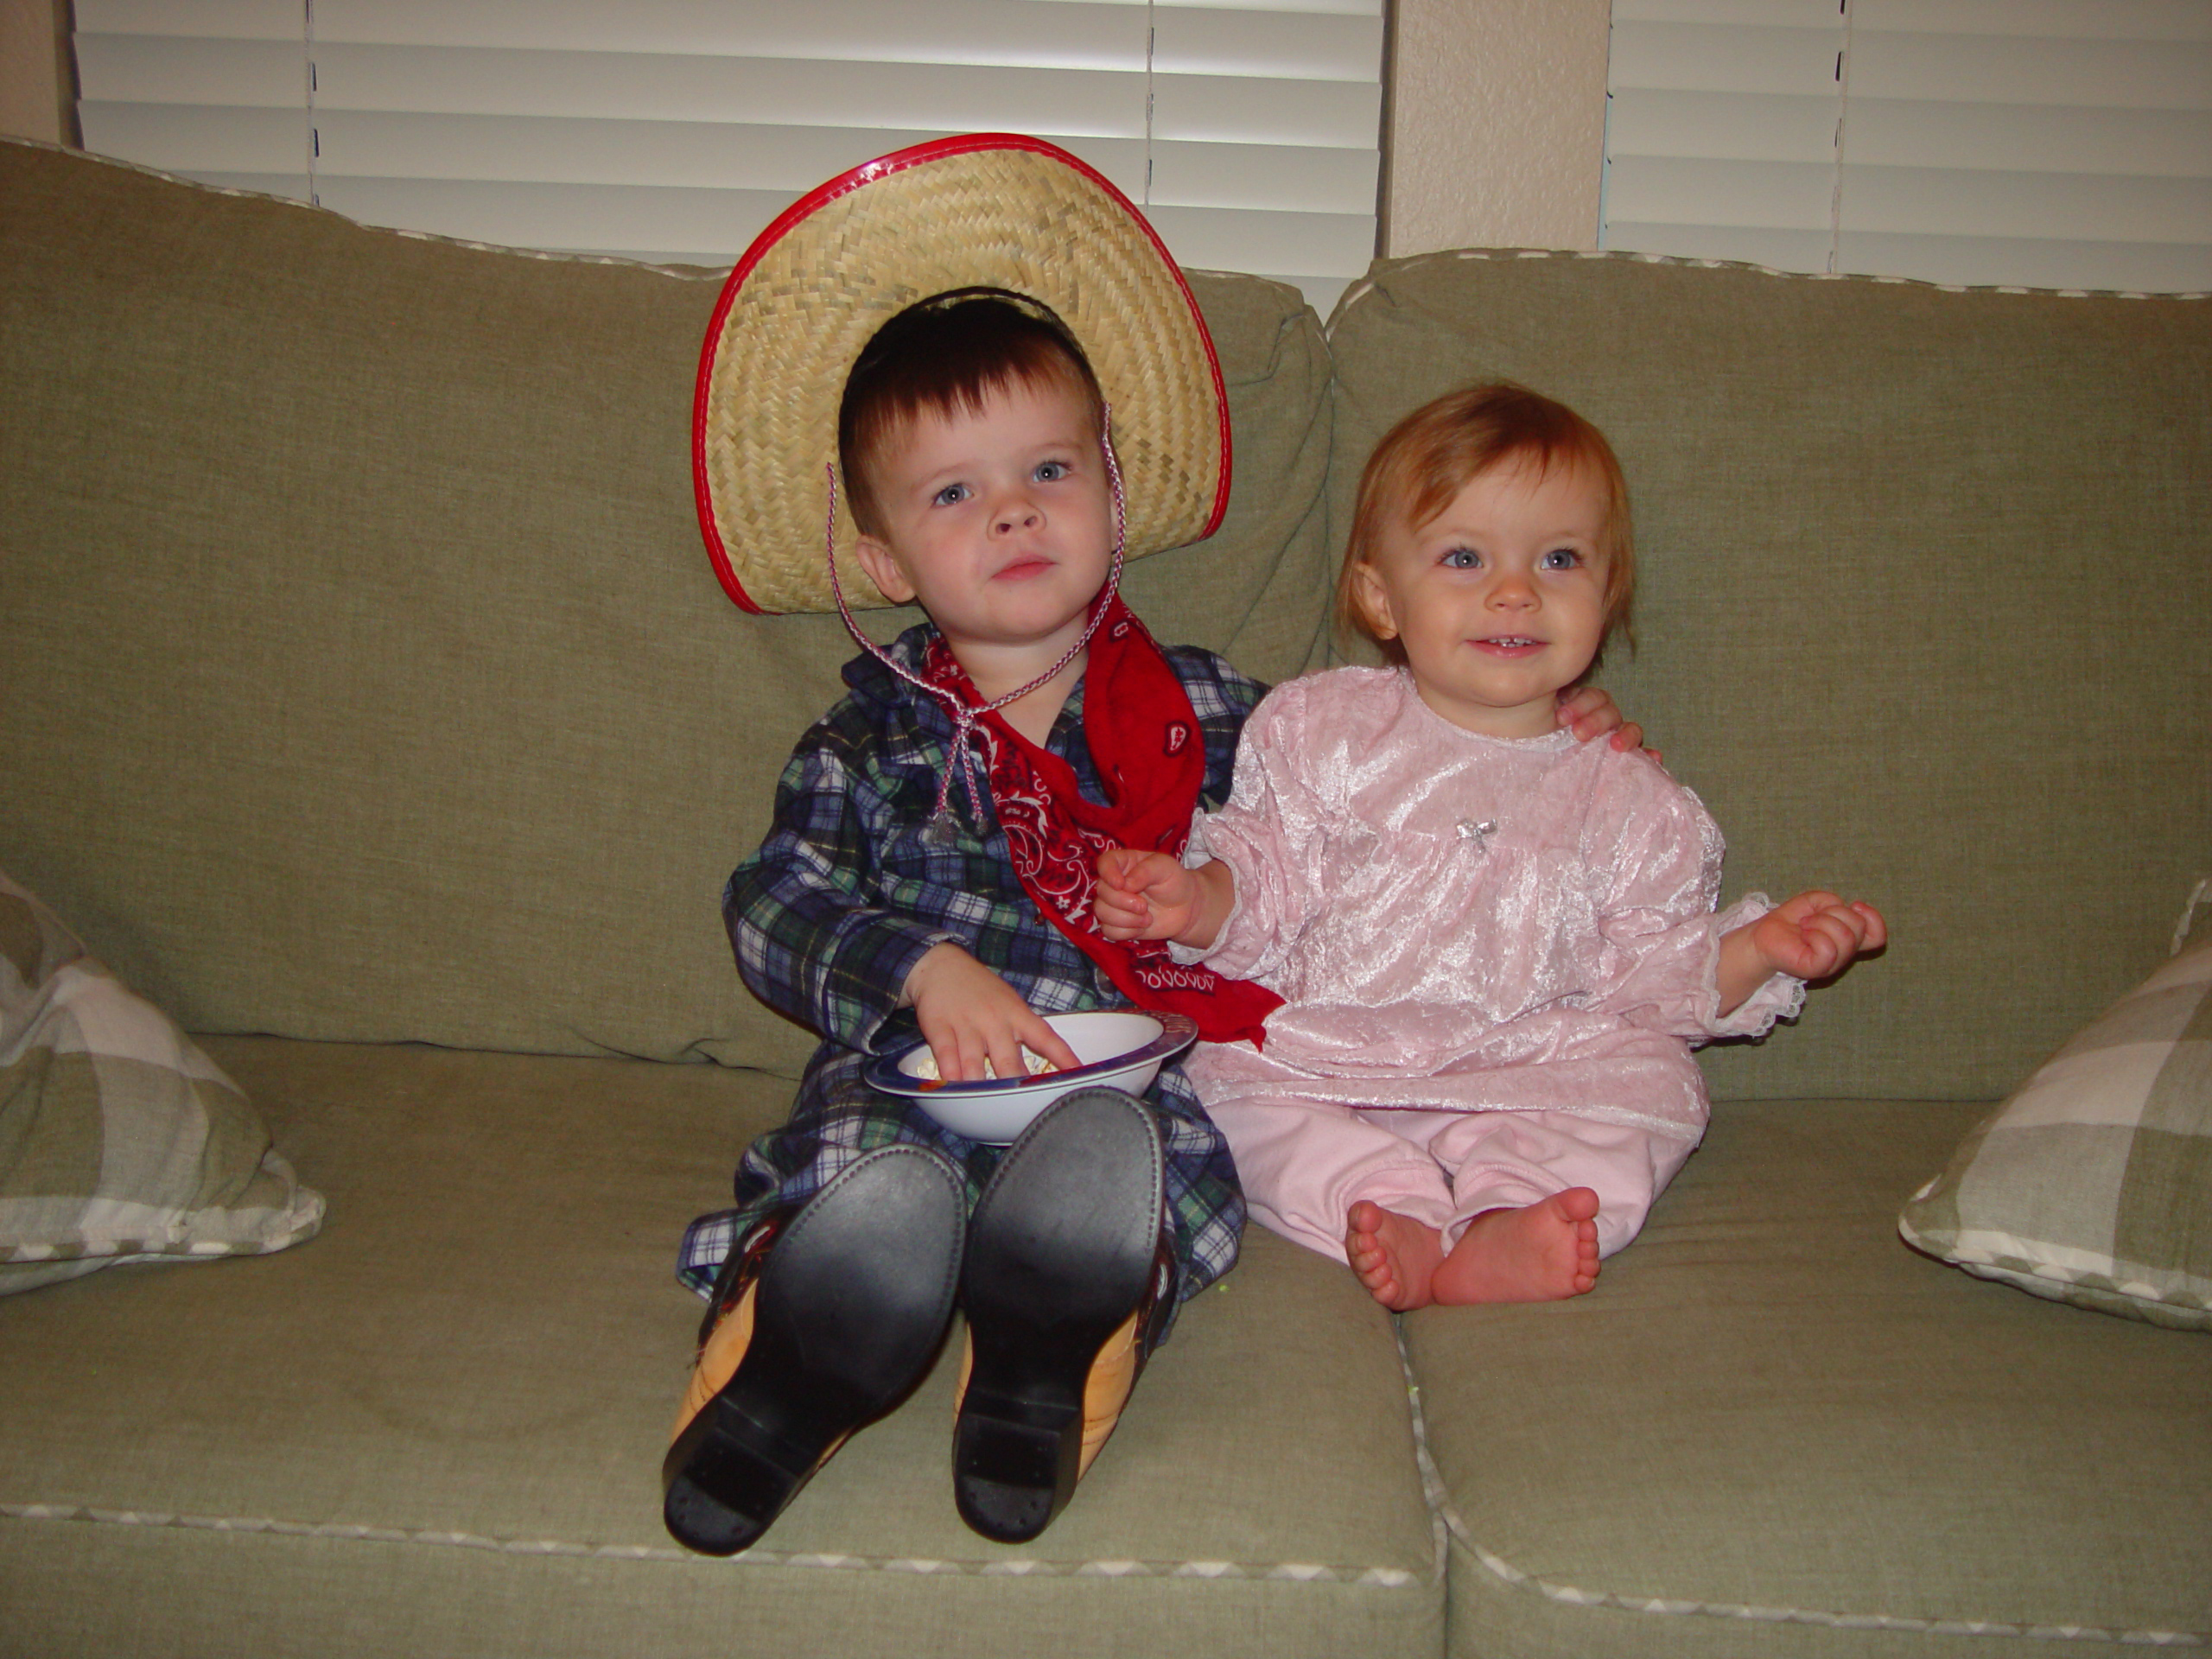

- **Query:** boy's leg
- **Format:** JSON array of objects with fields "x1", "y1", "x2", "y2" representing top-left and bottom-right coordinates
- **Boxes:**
[
  {"x1": 666, "y1": 1050, "x2": 986, "y2": 1554},
  {"x1": 1145, "y1": 1068, "x2": 1245, "y2": 1334},
  {"x1": 678, "y1": 1047, "x2": 996, "y2": 1296},
  {"x1": 953, "y1": 1087, "x2": 1170, "y2": 1542},
  {"x1": 681, "y1": 1057, "x2": 1237, "y2": 1310},
  {"x1": 942, "y1": 1071, "x2": 1234, "y2": 1543}
]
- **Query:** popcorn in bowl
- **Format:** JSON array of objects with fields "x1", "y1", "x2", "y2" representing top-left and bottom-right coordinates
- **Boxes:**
[{"x1": 908, "y1": 1048, "x2": 1063, "y2": 1088}]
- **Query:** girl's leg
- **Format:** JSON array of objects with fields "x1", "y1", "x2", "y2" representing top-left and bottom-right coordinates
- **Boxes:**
[
  {"x1": 1417, "y1": 1109, "x2": 1696, "y2": 1258},
  {"x1": 1205, "y1": 1088, "x2": 1455, "y2": 1265},
  {"x1": 1387, "y1": 1109, "x2": 1697, "y2": 1305}
]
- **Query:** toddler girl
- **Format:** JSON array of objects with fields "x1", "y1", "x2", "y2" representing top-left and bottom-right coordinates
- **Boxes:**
[{"x1": 1095, "y1": 383, "x2": 1884, "y2": 1310}]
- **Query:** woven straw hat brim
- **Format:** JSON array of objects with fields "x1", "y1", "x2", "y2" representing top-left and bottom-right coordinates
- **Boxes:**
[{"x1": 693, "y1": 134, "x2": 1230, "y2": 615}]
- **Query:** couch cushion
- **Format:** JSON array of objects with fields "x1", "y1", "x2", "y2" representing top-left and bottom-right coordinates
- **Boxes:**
[
  {"x1": 0, "y1": 139, "x2": 1334, "y2": 1071},
  {"x1": 0, "y1": 874, "x2": 323, "y2": 1294},
  {"x1": 1900, "y1": 898, "x2": 2211, "y2": 1330},
  {"x1": 1403, "y1": 1098, "x2": 2212, "y2": 1658},
  {"x1": 0, "y1": 1038, "x2": 1440, "y2": 1659},
  {"x1": 1326, "y1": 251, "x2": 2212, "y2": 1104}
]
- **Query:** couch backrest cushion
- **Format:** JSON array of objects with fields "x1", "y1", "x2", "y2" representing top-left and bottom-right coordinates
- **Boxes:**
[
  {"x1": 1326, "y1": 250, "x2": 2210, "y2": 1102},
  {"x1": 0, "y1": 141, "x2": 1334, "y2": 1070}
]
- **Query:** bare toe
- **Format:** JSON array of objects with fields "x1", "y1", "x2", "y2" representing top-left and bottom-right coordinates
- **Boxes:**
[
  {"x1": 1345, "y1": 1202, "x2": 1442, "y2": 1312},
  {"x1": 1433, "y1": 1192, "x2": 1606, "y2": 1306}
]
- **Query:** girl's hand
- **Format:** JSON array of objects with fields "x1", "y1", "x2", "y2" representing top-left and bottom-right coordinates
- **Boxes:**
[
  {"x1": 901, "y1": 943, "x2": 1081, "y2": 1083},
  {"x1": 1753, "y1": 891, "x2": 1888, "y2": 982},
  {"x1": 1717, "y1": 891, "x2": 1887, "y2": 1013},
  {"x1": 1556, "y1": 685, "x2": 1649, "y2": 757},
  {"x1": 1093, "y1": 847, "x2": 1199, "y2": 942}
]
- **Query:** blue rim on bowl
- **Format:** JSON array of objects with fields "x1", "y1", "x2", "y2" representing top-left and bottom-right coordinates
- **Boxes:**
[{"x1": 864, "y1": 1010, "x2": 1199, "y2": 1100}]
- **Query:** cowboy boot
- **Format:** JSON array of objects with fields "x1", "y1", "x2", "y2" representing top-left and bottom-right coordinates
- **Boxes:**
[
  {"x1": 664, "y1": 1143, "x2": 965, "y2": 1555},
  {"x1": 951, "y1": 1087, "x2": 1173, "y2": 1543}
]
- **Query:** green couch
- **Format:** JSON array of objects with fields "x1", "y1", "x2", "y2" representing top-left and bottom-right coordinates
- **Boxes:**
[{"x1": 3, "y1": 136, "x2": 2206, "y2": 1658}]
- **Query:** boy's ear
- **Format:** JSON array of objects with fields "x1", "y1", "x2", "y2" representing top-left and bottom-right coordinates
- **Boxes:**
[
  {"x1": 1349, "y1": 561, "x2": 1400, "y2": 641},
  {"x1": 852, "y1": 536, "x2": 918, "y2": 605}
]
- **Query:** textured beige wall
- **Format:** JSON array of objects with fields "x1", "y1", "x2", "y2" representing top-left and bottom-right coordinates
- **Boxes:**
[
  {"x1": 0, "y1": 0, "x2": 64, "y2": 144},
  {"x1": 1386, "y1": 0, "x2": 1611, "y2": 257}
]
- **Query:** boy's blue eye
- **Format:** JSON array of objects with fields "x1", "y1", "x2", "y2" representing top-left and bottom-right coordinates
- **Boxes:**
[
  {"x1": 932, "y1": 483, "x2": 969, "y2": 507},
  {"x1": 1034, "y1": 460, "x2": 1069, "y2": 481},
  {"x1": 1441, "y1": 547, "x2": 1480, "y2": 569},
  {"x1": 1541, "y1": 547, "x2": 1581, "y2": 569}
]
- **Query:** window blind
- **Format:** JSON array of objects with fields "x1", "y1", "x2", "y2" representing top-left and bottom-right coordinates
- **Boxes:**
[
  {"x1": 73, "y1": 0, "x2": 1383, "y2": 315},
  {"x1": 1602, "y1": 0, "x2": 2211, "y2": 292}
]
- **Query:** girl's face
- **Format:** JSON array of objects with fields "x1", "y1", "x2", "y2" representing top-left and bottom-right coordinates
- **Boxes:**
[{"x1": 1353, "y1": 454, "x2": 1611, "y2": 740}]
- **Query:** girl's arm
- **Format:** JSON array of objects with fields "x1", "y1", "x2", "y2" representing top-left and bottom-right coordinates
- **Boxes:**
[{"x1": 1714, "y1": 891, "x2": 1886, "y2": 1014}]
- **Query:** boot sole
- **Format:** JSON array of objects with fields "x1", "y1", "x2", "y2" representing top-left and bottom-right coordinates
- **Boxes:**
[
  {"x1": 954, "y1": 1088, "x2": 1164, "y2": 1543},
  {"x1": 664, "y1": 1145, "x2": 964, "y2": 1555}
]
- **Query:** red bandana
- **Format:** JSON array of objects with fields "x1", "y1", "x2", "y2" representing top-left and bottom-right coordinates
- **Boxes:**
[{"x1": 922, "y1": 598, "x2": 1281, "y2": 1047}]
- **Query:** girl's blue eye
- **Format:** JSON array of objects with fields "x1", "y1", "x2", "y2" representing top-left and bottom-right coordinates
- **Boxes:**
[
  {"x1": 1035, "y1": 460, "x2": 1069, "y2": 481},
  {"x1": 932, "y1": 483, "x2": 969, "y2": 507},
  {"x1": 1442, "y1": 547, "x2": 1480, "y2": 569},
  {"x1": 1541, "y1": 547, "x2": 1581, "y2": 569}
]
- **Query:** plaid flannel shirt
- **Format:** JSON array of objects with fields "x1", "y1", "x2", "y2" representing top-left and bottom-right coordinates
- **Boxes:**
[
  {"x1": 725, "y1": 623, "x2": 1262, "y2": 1055},
  {"x1": 683, "y1": 621, "x2": 1265, "y2": 1306}
]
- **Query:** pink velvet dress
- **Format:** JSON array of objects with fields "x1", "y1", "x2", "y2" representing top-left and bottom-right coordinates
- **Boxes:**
[{"x1": 1179, "y1": 667, "x2": 1801, "y2": 1260}]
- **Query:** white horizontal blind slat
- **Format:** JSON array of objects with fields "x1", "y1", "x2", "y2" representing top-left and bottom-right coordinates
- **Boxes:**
[
  {"x1": 311, "y1": 46, "x2": 1146, "y2": 133},
  {"x1": 71, "y1": 0, "x2": 1381, "y2": 312},
  {"x1": 74, "y1": 0, "x2": 300, "y2": 37},
  {"x1": 311, "y1": 0, "x2": 1150, "y2": 73},
  {"x1": 1847, "y1": 28, "x2": 2212, "y2": 110},
  {"x1": 1602, "y1": 0, "x2": 2211, "y2": 291},
  {"x1": 1849, "y1": 0, "x2": 2212, "y2": 47},
  {"x1": 75, "y1": 32, "x2": 303, "y2": 105},
  {"x1": 77, "y1": 102, "x2": 308, "y2": 177}
]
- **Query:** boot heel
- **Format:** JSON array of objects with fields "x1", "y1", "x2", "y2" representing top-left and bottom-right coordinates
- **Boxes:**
[{"x1": 953, "y1": 1397, "x2": 1081, "y2": 1541}]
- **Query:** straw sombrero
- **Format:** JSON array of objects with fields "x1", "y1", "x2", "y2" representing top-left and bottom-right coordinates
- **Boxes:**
[{"x1": 693, "y1": 134, "x2": 1231, "y2": 615}]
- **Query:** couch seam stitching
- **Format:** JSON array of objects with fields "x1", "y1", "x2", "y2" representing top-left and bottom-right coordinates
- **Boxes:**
[{"x1": 0, "y1": 1503, "x2": 1425, "y2": 1586}]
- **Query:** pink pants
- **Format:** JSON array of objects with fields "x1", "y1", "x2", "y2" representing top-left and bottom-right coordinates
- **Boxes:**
[{"x1": 1207, "y1": 1096, "x2": 1697, "y2": 1263}]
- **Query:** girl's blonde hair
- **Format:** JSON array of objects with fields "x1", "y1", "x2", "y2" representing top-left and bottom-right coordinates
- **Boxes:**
[{"x1": 1337, "y1": 382, "x2": 1637, "y2": 665}]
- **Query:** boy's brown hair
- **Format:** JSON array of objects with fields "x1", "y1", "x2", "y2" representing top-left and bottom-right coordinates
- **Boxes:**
[
  {"x1": 1338, "y1": 382, "x2": 1637, "y2": 664},
  {"x1": 837, "y1": 290, "x2": 1106, "y2": 540}
]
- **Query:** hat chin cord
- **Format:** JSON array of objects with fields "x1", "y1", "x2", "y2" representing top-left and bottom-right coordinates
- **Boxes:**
[{"x1": 825, "y1": 406, "x2": 1132, "y2": 841}]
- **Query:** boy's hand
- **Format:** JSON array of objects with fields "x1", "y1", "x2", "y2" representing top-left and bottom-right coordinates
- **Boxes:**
[
  {"x1": 1717, "y1": 891, "x2": 1886, "y2": 1013},
  {"x1": 1557, "y1": 685, "x2": 1649, "y2": 759},
  {"x1": 901, "y1": 943, "x2": 1082, "y2": 1084},
  {"x1": 1093, "y1": 847, "x2": 1200, "y2": 942}
]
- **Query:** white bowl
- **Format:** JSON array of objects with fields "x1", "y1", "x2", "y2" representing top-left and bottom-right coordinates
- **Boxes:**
[{"x1": 865, "y1": 1010, "x2": 1198, "y2": 1145}]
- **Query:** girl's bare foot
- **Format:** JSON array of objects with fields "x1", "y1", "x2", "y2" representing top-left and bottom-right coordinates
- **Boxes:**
[
  {"x1": 1345, "y1": 1200, "x2": 1446, "y2": 1311},
  {"x1": 1430, "y1": 1189, "x2": 1602, "y2": 1306}
]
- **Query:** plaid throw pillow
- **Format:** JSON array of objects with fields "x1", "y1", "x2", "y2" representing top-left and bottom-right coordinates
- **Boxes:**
[
  {"x1": 1899, "y1": 892, "x2": 2210, "y2": 1331},
  {"x1": 1, "y1": 871, "x2": 324, "y2": 1294}
]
